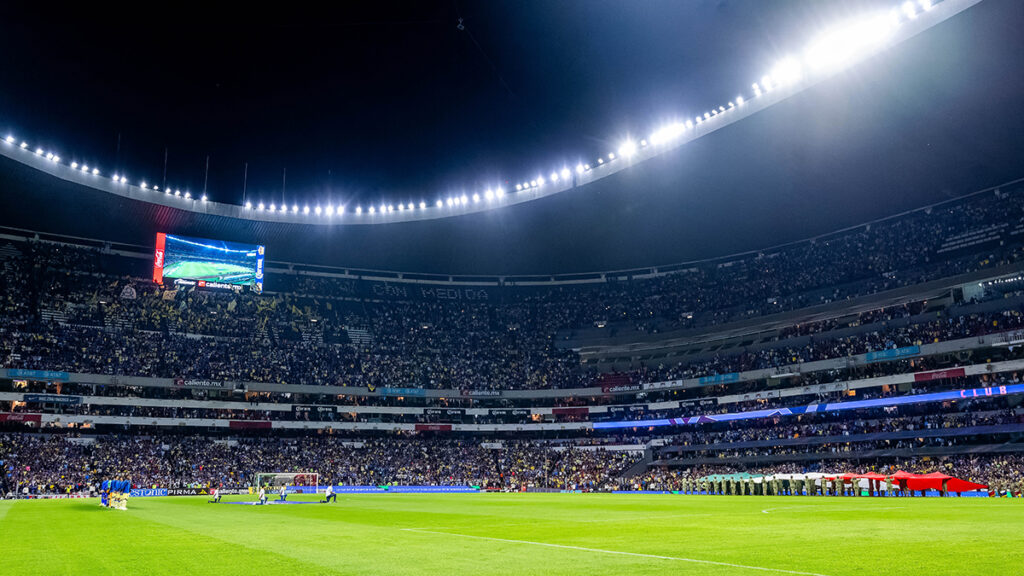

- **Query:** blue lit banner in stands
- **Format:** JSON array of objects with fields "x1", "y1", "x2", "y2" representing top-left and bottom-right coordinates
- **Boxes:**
[
  {"x1": 593, "y1": 383, "x2": 1024, "y2": 429},
  {"x1": 698, "y1": 373, "x2": 740, "y2": 385},
  {"x1": 864, "y1": 345, "x2": 920, "y2": 363},
  {"x1": 7, "y1": 369, "x2": 70, "y2": 381}
]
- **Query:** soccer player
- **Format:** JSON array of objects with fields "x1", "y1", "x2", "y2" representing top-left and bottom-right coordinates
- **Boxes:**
[
  {"x1": 258, "y1": 486, "x2": 267, "y2": 505},
  {"x1": 279, "y1": 485, "x2": 288, "y2": 502},
  {"x1": 100, "y1": 479, "x2": 109, "y2": 508},
  {"x1": 322, "y1": 484, "x2": 336, "y2": 503},
  {"x1": 208, "y1": 486, "x2": 221, "y2": 503}
]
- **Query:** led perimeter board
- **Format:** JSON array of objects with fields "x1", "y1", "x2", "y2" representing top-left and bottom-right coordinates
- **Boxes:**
[{"x1": 153, "y1": 233, "x2": 265, "y2": 293}]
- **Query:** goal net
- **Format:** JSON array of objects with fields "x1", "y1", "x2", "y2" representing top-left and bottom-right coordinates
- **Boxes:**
[{"x1": 253, "y1": 472, "x2": 320, "y2": 495}]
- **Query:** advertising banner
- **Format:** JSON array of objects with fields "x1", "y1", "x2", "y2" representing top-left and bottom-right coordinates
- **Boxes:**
[
  {"x1": 0, "y1": 413, "x2": 41, "y2": 423},
  {"x1": 698, "y1": 373, "x2": 740, "y2": 385},
  {"x1": 380, "y1": 387, "x2": 427, "y2": 398},
  {"x1": 130, "y1": 488, "x2": 169, "y2": 497},
  {"x1": 865, "y1": 346, "x2": 920, "y2": 364},
  {"x1": 7, "y1": 369, "x2": 70, "y2": 381},
  {"x1": 24, "y1": 394, "x2": 82, "y2": 405}
]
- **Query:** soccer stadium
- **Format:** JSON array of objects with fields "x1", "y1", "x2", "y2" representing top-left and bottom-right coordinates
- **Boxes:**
[{"x1": 1, "y1": 1, "x2": 1023, "y2": 574}]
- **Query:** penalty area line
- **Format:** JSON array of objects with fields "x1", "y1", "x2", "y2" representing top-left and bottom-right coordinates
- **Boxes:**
[{"x1": 400, "y1": 528, "x2": 832, "y2": 576}]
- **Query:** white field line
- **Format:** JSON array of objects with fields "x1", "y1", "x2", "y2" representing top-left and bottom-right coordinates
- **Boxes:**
[
  {"x1": 400, "y1": 528, "x2": 833, "y2": 576},
  {"x1": 760, "y1": 505, "x2": 906, "y2": 514},
  {"x1": 405, "y1": 512, "x2": 713, "y2": 531}
]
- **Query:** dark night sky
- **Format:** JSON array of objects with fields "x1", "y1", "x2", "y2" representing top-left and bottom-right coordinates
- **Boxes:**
[
  {"x1": 0, "y1": 0, "x2": 1023, "y2": 275},
  {"x1": 0, "y1": 0, "x2": 929, "y2": 205}
]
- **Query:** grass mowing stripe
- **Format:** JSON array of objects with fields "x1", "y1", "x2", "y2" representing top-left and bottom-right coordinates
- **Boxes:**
[{"x1": 400, "y1": 528, "x2": 834, "y2": 576}]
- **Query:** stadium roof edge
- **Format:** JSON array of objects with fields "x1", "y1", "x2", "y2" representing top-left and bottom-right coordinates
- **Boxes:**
[{"x1": 0, "y1": 172, "x2": 1022, "y2": 287}]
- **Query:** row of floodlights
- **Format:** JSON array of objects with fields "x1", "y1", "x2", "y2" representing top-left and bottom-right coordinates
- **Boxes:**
[{"x1": 2, "y1": 0, "x2": 934, "y2": 219}]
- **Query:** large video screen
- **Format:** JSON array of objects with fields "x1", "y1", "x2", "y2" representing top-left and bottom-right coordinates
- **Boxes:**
[{"x1": 153, "y1": 233, "x2": 265, "y2": 293}]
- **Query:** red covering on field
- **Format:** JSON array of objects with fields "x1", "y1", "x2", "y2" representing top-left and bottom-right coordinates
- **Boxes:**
[{"x1": 859, "y1": 470, "x2": 988, "y2": 492}]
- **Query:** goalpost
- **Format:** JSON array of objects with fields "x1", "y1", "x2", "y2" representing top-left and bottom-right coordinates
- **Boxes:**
[{"x1": 253, "y1": 472, "x2": 320, "y2": 496}]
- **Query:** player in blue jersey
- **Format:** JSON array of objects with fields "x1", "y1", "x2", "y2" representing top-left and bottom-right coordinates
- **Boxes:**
[{"x1": 100, "y1": 479, "x2": 109, "y2": 507}]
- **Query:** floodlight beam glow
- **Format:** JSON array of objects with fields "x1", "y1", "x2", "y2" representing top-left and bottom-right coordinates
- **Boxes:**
[{"x1": 0, "y1": 0, "x2": 978, "y2": 225}]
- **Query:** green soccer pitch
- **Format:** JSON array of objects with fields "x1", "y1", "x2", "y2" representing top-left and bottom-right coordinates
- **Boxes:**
[
  {"x1": 1, "y1": 493, "x2": 1019, "y2": 575},
  {"x1": 162, "y1": 260, "x2": 253, "y2": 283}
]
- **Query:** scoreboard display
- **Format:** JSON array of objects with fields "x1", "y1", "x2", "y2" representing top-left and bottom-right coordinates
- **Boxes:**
[{"x1": 153, "y1": 233, "x2": 265, "y2": 293}]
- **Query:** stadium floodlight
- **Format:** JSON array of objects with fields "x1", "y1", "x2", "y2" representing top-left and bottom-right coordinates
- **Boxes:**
[
  {"x1": 550, "y1": 172, "x2": 559, "y2": 182},
  {"x1": 420, "y1": 201, "x2": 427, "y2": 209},
  {"x1": 485, "y1": 189, "x2": 494, "y2": 200},
  {"x1": 327, "y1": 205, "x2": 335, "y2": 215},
  {"x1": 34, "y1": 148, "x2": 43, "y2": 155},
  {"x1": 112, "y1": 173, "x2": 119, "y2": 181},
  {"x1": 902, "y1": 1, "x2": 918, "y2": 19},
  {"x1": 398, "y1": 203, "x2": 404, "y2": 211},
  {"x1": 529, "y1": 180, "x2": 537, "y2": 187},
  {"x1": 804, "y1": 12, "x2": 900, "y2": 72},
  {"x1": 269, "y1": 203, "x2": 275, "y2": 211},
  {"x1": 303, "y1": 205, "x2": 310, "y2": 214},
  {"x1": 460, "y1": 194, "x2": 468, "y2": 204},
  {"x1": 618, "y1": 140, "x2": 637, "y2": 158},
  {"x1": 387, "y1": 204, "x2": 393, "y2": 212},
  {"x1": 640, "y1": 139, "x2": 647, "y2": 147},
  {"x1": 608, "y1": 152, "x2": 616, "y2": 160},
  {"x1": 245, "y1": 201, "x2": 252, "y2": 209},
  {"x1": 184, "y1": 192, "x2": 191, "y2": 199},
  {"x1": 257, "y1": 202, "x2": 265, "y2": 210},
  {"x1": 771, "y1": 57, "x2": 803, "y2": 86},
  {"x1": 597, "y1": 158, "x2": 604, "y2": 165},
  {"x1": 120, "y1": 176, "x2": 127, "y2": 183},
  {"x1": 141, "y1": 181, "x2": 147, "y2": 189},
  {"x1": 496, "y1": 187, "x2": 505, "y2": 197},
  {"x1": 71, "y1": 162, "x2": 78, "y2": 169},
  {"x1": 737, "y1": 95, "x2": 745, "y2": 106},
  {"x1": 515, "y1": 183, "x2": 523, "y2": 191},
  {"x1": 4, "y1": 135, "x2": 13, "y2": 143},
  {"x1": 576, "y1": 163, "x2": 585, "y2": 174},
  {"x1": 45, "y1": 152, "x2": 53, "y2": 159},
  {"x1": 719, "y1": 105, "x2": 726, "y2": 112},
  {"x1": 315, "y1": 206, "x2": 322, "y2": 215},
  {"x1": 561, "y1": 167, "x2": 571, "y2": 179},
  {"x1": 472, "y1": 193, "x2": 480, "y2": 203},
  {"x1": 202, "y1": 195, "x2": 208, "y2": 202},
  {"x1": 81, "y1": 164, "x2": 89, "y2": 172},
  {"x1": 20, "y1": 141, "x2": 28, "y2": 148},
  {"x1": 537, "y1": 175, "x2": 545, "y2": 185},
  {"x1": 338, "y1": 206, "x2": 345, "y2": 215},
  {"x1": 92, "y1": 168, "x2": 99, "y2": 175},
  {"x1": 292, "y1": 204, "x2": 298, "y2": 213},
  {"x1": 369, "y1": 206, "x2": 376, "y2": 214},
  {"x1": 356, "y1": 206, "x2": 362, "y2": 214},
  {"x1": 446, "y1": 197, "x2": 454, "y2": 206},
  {"x1": 436, "y1": 199, "x2": 443, "y2": 207},
  {"x1": 584, "y1": 163, "x2": 590, "y2": 170},
  {"x1": 712, "y1": 109, "x2": 719, "y2": 116},
  {"x1": 685, "y1": 120, "x2": 694, "y2": 129},
  {"x1": 918, "y1": 0, "x2": 932, "y2": 11},
  {"x1": 52, "y1": 155, "x2": 60, "y2": 163}
]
